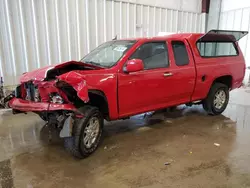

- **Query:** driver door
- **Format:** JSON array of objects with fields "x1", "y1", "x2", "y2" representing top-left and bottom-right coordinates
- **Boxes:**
[{"x1": 118, "y1": 41, "x2": 172, "y2": 117}]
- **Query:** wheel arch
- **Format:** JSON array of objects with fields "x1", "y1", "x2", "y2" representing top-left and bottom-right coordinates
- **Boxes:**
[
  {"x1": 56, "y1": 81, "x2": 110, "y2": 120},
  {"x1": 88, "y1": 89, "x2": 110, "y2": 120},
  {"x1": 211, "y1": 75, "x2": 233, "y2": 89}
]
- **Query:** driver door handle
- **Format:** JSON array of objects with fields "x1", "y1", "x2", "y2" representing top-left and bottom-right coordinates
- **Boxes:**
[{"x1": 163, "y1": 72, "x2": 173, "y2": 77}]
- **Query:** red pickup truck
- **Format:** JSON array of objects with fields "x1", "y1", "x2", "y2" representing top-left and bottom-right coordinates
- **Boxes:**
[{"x1": 7, "y1": 30, "x2": 248, "y2": 158}]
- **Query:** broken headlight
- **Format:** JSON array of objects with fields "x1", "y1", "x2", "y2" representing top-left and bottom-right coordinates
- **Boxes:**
[{"x1": 50, "y1": 93, "x2": 64, "y2": 104}]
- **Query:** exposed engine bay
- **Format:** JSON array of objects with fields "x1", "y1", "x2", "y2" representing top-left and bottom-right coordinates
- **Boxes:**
[
  {"x1": 15, "y1": 61, "x2": 98, "y2": 105},
  {"x1": 7, "y1": 61, "x2": 100, "y2": 138},
  {"x1": 45, "y1": 62, "x2": 92, "y2": 80}
]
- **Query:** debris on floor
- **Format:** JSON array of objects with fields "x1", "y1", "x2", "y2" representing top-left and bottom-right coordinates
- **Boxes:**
[
  {"x1": 108, "y1": 145, "x2": 118, "y2": 150},
  {"x1": 164, "y1": 162, "x2": 171, "y2": 166},
  {"x1": 103, "y1": 145, "x2": 118, "y2": 150},
  {"x1": 214, "y1": 143, "x2": 220, "y2": 147},
  {"x1": 164, "y1": 159, "x2": 175, "y2": 166},
  {"x1": 165, "y1": 119, "x2": 173, "y2": 123}
]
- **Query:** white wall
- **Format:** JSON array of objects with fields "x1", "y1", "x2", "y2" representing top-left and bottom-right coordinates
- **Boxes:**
[
  {"x1": 122, "y1": 0, "x2": 202, "y2": 12},
  {"x1": 0, "y1": 0, "x2": 204, "y2": 86},
  {"x1": 219, "y1": 0, "x2": 250, "y2": 84},
  {"x1": 221, "y1": 0, "x2": 250, "y2": 12}
]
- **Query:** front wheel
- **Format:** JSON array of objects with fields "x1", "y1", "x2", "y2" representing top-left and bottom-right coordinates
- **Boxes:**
[
  {"x1": 202, "y1": 83, "x2": 229, "y2": 115},
  {"x1": 64, "y1": 106, "x2": 103, "y2": 159}
]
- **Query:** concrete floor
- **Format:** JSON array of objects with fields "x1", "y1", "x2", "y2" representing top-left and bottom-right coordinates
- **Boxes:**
[{"x1": 1, "y1": 88, "x2": 250, "y2": 188}]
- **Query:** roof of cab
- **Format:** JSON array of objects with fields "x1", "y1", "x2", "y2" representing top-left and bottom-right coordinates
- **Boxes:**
[{"x1": 122, "y1": 33, "x2": 204, "y2": 42}]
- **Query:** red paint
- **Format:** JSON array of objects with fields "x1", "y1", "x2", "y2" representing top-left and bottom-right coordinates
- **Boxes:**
[
  {"x1": 9, "y1": 98, "x2": 77, "y2": 112},
  {"x1": 34, "y1": 80, "x2": 70, "y2": 103},
  {"x1": 10, "y1": 32, "x2": 246, "y2": 120},
  {"x1": 118, "y1": 37, "x2": 196, "y2": 117},
  {"x1": 125, "y1": 59, "x2": 144, "y2": 72},
  {"x1": 20, "y1": 61, "x2": 101, "y2": 83},
  {"x1": 58, "y1": 71, "x2": 89, "y2": 103}
]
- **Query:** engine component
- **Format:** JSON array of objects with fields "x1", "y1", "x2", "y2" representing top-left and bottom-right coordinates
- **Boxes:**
[
  {"x1": 34, "y1": 87, "x2": 40, "y2": 102},
  {"x1": 50, "y1": 93, "x2": 64, "y2": 104}
]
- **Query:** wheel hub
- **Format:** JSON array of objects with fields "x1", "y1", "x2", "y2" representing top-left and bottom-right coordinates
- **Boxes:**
[
  {"x1": 213, "y1": 90, "x2": 226, "y2": 109},
  {"x1": 83, "y1": 117, "x2": 100, "y2": 148}
]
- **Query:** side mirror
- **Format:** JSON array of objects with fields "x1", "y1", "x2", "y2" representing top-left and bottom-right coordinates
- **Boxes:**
[{"x1": 124, "y1": 59, "x2": 144, "y2": 73}]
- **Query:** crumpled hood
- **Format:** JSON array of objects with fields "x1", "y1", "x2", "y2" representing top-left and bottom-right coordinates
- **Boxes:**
[
  {"x1": 19, "y1": 61, "x2": 114, "y2": 104},
  {"x1": 20, "y1": 65, "x2": 54, "y2": 83},
  {"x1": 20, "y1": 61, "x2": 98, "y2": 83}
]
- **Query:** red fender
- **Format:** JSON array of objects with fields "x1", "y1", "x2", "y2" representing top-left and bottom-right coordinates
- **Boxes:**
[{"x1": 58, "y1": 71, "x2": 89, "y2": 103}]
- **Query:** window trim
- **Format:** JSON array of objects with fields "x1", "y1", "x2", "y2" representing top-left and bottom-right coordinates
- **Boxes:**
[
  {"x1": 171, "y1": 40, "x2": 190, "y2": 66},
  {"x1": 128, "y1": 41, "x2": 170, "y2": 70},
  {"x1": 196, "y1": 41, "x2": 239, "y2": 58}
]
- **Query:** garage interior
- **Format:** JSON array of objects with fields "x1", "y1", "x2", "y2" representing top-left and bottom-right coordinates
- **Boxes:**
[{"x1": 1, "y1": 0, "x2": 250, "y2": 187}]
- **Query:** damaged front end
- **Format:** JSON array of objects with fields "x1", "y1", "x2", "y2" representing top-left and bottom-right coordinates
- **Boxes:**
[
  {"x1": 9, "y1": 78, "x2": 83, "y2": 113},
  {"x1": 7, "y1": 61, "x2": 95, "y2": 137}
]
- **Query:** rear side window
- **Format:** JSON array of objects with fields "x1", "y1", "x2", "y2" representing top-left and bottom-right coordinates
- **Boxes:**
[
  {"x1": 171, "y1": 41, "x2": 189, "y2": 66},
  {"x1": 197, "y1": 42, "x2": 238, "y2": 57},
  {"x1": 130, "y1": 42, "x2": 169, "y2": 69}
]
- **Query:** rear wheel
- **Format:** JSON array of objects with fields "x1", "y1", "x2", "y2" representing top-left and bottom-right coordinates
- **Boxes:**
[
  {"x1": 64, "y1": 106, "x2": 103, "y2": 159},
  {"x1": 202, "y1": 83, "x2": 229, "y2": 115}
]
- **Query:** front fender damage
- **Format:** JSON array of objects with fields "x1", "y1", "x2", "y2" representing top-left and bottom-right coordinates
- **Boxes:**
[
  {"x1": 57, "y1": 71, "x2": 89, "y2": 138},
  {"x1": 58, "y1": 71, "x2": 89, "y2": 103}
]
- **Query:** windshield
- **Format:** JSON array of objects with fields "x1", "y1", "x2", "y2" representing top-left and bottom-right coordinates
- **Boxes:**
[{"x1": 81, "y1": 40, "x2": 136, "y2": 68}]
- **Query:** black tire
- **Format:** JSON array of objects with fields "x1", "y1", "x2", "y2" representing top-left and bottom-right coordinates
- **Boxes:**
[
  {"x1": 202, "y1": 83, "x2": 229, "y2": 115},
  {"x1": 64, "y1": 105, "x2": 103, "y2": 159}
]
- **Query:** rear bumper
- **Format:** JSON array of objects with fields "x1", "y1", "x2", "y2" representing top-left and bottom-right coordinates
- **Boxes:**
[{"x1": 9, "y1": 98, "x2": 77, "y2": 112}]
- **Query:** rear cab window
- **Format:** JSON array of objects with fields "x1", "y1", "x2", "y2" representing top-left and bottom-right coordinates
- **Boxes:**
[
  {"x1": 129, "y1": 41, "x2": 169, "y2": 69},
  {"x1": 195, "y1": 30, "x2": 247, "y2": 58},
  {"x1": 197, "y1": 42, "x2": 238, "y2": 57},
  {"x1": 171, "y1": 41, "x2": 189, "y2": 66}
]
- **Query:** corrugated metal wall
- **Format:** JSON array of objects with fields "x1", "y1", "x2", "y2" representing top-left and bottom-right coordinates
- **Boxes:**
[
  {"x1": 0, "y1": 0, "x2": 204, "y2": 86},
  {"x1": 219, "y1": 3, "x2": 250, "y2": 83}
]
